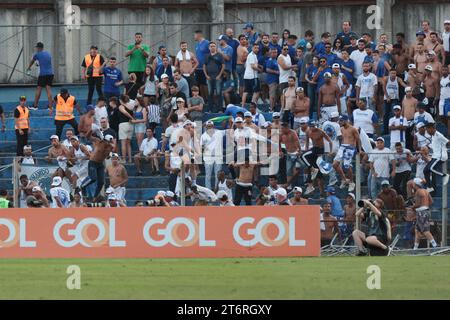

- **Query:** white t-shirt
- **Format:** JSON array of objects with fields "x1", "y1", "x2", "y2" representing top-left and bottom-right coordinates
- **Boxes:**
[
  {"x1": 234, "y1": 127, "x2": 254, "y2": 150},
  {"x1": 321, "y1": 120, "x2": 341, "y2": 153},
  {"x1": 94, "y1": 106, "x2": 108, "y2": 127},
  {"x1": 356, "y1": 72, "x2": 377, "y2": 99},
  {"x1": 352, "y1": 109, "x2": 377, "y2": 134},
  {"x1": 369, "y1": 147, "x2": 395, "y2": 178},
  {"x1": 201, "y1": 130, "x2": 225, "y2": 164},
  {"x1": 349, "y1": 49, "x2": 367, "y2": 77},
  {"x1": 193, "y1": 185, "x2": 218, "y2": 202},
  {"x1": 140, "y1": 137, "x2": 158, "y2": 156},
  {"x1": 251, "y1": 113, "x2": 267, "y2": 127},
  {"x1": 415, "y1": 131, "x2": 432, "y2": 149},
  {"x1": 413, "y1": 111, "x2": 434, "y2": 125},
  {"x1": 278, "y1": 54, "x2": 293, "y2": 84},
  {"x1": 440, "y1": 75, "x2": 450, "y2": 101},
  {"x1": 388, "y1": 116, "x2": 407, "y2": 145},
  {"x1": 244, "y1": 52, "x2": 259, "y2": 80},
  {"x1": 430, "y1": 131, "x2": 449, "y2": 161},
  {"x1": 50, "y1": 186, "x2": 71, "y2": 208},
  {"x1": 394, "y1": 149, "x2": 412, "y2": 173},
  {"x1": 164, "y1": 124, "x2": 182, "y2": 149},
  {"x1": 442, "y1": 31, "x2": 450, "y2": 52}
]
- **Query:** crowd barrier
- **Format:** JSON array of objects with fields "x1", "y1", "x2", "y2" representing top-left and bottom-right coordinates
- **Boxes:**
[{"x1": 0, "y1": 205, "x2": 320, "y2": 258}]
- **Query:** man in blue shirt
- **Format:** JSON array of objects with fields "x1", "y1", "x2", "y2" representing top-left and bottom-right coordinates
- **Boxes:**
[
  {"x1": 225, "y1": 28, "x2": 240, "y2": 90},
  {"x1": 243, "y1": 23, "x2": 260, "y2": 47},
  {"x1": 194, "y1": 30, "x2": 210, "y2": 99},
  {"x1": 265, "y1": 48, "x2": 280, "y2": 111},
  {"x1": 338, "y1": 50, "x2": 355, "y2": 85},
  {"x1": 313, "y1": 58, "x2": 333, "y2": 90},
  {"x1": 102, "y1": 57, "x2": 123, "y2": 101},
  {"x1": 297, "y1": 30, "x2": 315, "y2": 51},
  {"x1": 287, "y1": 35, "x2": 298, "y2": 63},
  {"x1": 320, "y1": 43, "x2": 338, "y2": 67},
  {"x1": 26, "y1": 42, "x2": 54, "y2": 110},
  {"x1": 325, "y1": 186, "x2": 344, "y2": 218},
  {"x1": 314, "y1": 32, "x2": 332, "y2": 56},
  {"x1": 269, "y1": 32, "x2": 282, "y2": 55},
  {"x1": 335, "y1": 21, "x2": 359, "y2": 49},
  {"x1": 218, "y1": 35, "x2": 233, "y2": 73}
]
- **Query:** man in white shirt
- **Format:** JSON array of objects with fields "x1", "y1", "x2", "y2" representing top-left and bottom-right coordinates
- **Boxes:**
[
  {"x1": 368, "y1": 137, "x2": 396, "y2": 199},
  {"x1": 278, "y1": 44, "x2": 294, "y2": 90},
  {"x1": 352, "y1": 100, "x2": 378, "y2": 138},
  {"x1": 50, "y1": 176, "x2": 71, "y2": 208},
  {"x1": 134, "y1": 128, "x2": 159, "y2": 175},
  {"x1": 201, "y1": 120, "x2": 224, "y2": 190},
  {"x1": 388, "y1": 105, "x2": 407, "y2": 149},
  {"x1": 249, "y1": 102, "x2": 267, "y2": 127},
  {"x1": 349, "y1": 39, "x2": 367, "y2": 78},
  {"x1": 442, "y1": 20, "x2": 450, "y2": 66},
  {"x1": 162, "y1": 113, "x2": 181, "y2": 152},
  {"x1": 355, "y1": 62, "x2": 378, "y2": 111},
  {"x1": 185, "y1": 177, "x2": 218, "y2": 204},
  {"x1": 414, "y1": 102, "x2": 434, "y2": 125},
  {"x1": 241, "y1": 43, "x2": 262, "y2": 106},
  {"x1": 413, "y1": 122, "x2": 432, "y2": 151},
  {"x1": 423, "y1": 122, "x2": 449, "y2": 193},
  {"x1": 62, "y1": 129, "x2": 75, "y2": 150},
  {"x1": 94, "y1": 97, "x2": 108, "y2": 127},
  {"x1": 439, "y1": 65, "x2": 450, "y2": 135}
]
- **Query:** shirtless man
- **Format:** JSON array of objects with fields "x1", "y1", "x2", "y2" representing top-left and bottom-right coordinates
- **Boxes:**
[
  {"x1": 31, "y1": 185, "x2": 50, "y2": 208},
  {"x1": 19, "y1": 174, "x2": 38, "y2": 208},
  {"x1": 292, "y1": 87, "x2": 310, "y2": 129},
  {"x1": 333, "y1": 115, "x2": 360, "y2": 192},
  {"x1": 243, "y1": 112, "x2": 259, "y2": 133},
  {"x1": 174, "y1": 41, "x2": 199, "y2": 90},
  {"x1": 414, "y1": 43, "x2": 428, "y2": 74},
  {"x1": 405, "y1": 64, "x2": 421, "y2": 95},
  {"x1": 67, "y1": 136, "x2": 91, "y2": 189},
  {"x1": 391, "y1": 44, "x2": 409, "y2": 78},
  {"x1": 425, "y1": 50, "x2": 442, "y2": 79},
  {"x1": 343, "y1": 193, "x2": 356, "y2": 230},
  {"x1": 410, "y1": 31, "x2": 426, "y2": 60},
  {"x1": 78, "y1": 104, "x2": 96, "y2": 141},
  {"x1": 289, "y1": 186, "x2": 308, "y2": 205},
  {"x1": 46, "y1": 134, "x2": 71, "y2": 179},
  {"x1": 231, "y1": 158, "x2": 259, "y2": 206},
  {"x1": 321, "y1": 202, "x2": 340, "y2": 247},
  {"x1": 280, "y1": 76, "x2": 297, "y2": 122},
  {"x1": 106, "y1": 153, "x2": 128, "y2": 202},
  {"x1": 422, "y1": 65, "x2": 440, "y2": 115},
  {"x1": 428, "y1": 32, "x2": 446, "y2": 65},
  {"x1": 81, "y1": 130, "x2": 115, "y2": 200},
  {"x1": 236, "y1": 35, "x2": 249, "y2": 96},
  {"x1": 410, "y1": 178, "x2": 438, "y2": 249},
  {"x1": 280, "y1": 122, "x2": 301, "y2": 187},
  {"x1": 301, "y1": 120, "x2": 333, "y2": 195},
  {"x1": 318, "y1": 72, "x2": 340, "y2": 124},
  {"x1": 402, "y1": 86, "x2": 418, "y2": 121}
]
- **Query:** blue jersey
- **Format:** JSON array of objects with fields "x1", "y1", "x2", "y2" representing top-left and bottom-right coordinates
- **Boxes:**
[
  {"x1": 220, "y1": 44, "x2": 234, "y2": 72},
  {"x1": 224, "y1": 105, "x2": 247, "y2": 118},
  {"x1": 225, "y1": 37, "x2": 240, "y2": 70},
  {"x1": 195, "y1": 39, "x2": 210, "y2": 69},
  {"x1": 319, "y1": 52, "x2": 338, "y2": 67},
  {"x1": 317, "y1": 67, "x2": 332, "y2": 89},
  {"x1": 32, "y1": 51, "x2": 53, "y2": 76},
  {"x1": 339, "y1": 58, "x2": 355, "y2": 84},
  {"x1": 327, "y1": 195, "x2": 344, "y2": 218},
  {"x1": 103, "y1": 67, "x2": 123, "y2": 95},
  {"x1": 268, "y1": 42, "x2": 282, "y2": 55},
  {"x1": 265, "y1": 57, "x2": 279, "y2": 85}
]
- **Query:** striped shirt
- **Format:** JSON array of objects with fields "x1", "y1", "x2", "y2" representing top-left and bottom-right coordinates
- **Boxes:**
[{"x1": 147, "y1": 104, "x2": 160, "y2": 124}]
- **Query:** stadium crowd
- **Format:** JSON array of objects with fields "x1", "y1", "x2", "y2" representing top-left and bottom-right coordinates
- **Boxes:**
[{"x1": 1, "y1": 18, "x2": 450, "y2": 252}]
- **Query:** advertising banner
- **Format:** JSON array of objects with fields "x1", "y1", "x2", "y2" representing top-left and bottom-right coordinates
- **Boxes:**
[{"x1": 0, "y1": 206, "x2": 320, "y2": 258}]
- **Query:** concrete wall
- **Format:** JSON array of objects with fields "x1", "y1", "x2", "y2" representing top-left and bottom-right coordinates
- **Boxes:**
[{"x1": 0, "y1": 0, "x2": 449, "y2": 83}]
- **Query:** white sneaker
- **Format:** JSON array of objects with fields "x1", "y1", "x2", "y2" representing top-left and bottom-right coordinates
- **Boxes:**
[
  {"x1": 426, "y1": 187, "x2": 434, "y2": 193},
  {"x1": 304, "y1": 185, "x2": 315, "y2": 195},
  {"x1": 311, "y1": 168, "x2": 319, "y2": 180},
  {"x1": 443, "y1": 174, "x2": 449, "y2": 186},
  {"x1": 339, "y1": 180, "x2": 347, "y2": 189},
  {"x1": 329, "y1": 177, "x2": 338, "y2": 186},
  {"x1": 348, "y1": 182, "x2": 356, "y2": 192}
]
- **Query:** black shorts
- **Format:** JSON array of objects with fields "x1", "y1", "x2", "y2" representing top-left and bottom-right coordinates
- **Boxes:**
[
  {"x1": 37, "y1": 75, "x2": 54, "y2": 87},
  {"x1": 244, "y1": 78, "x2": 260, "y2": 94},
  {"x1": 195, "y1": 69, "x2": 206, "y2": 86}
]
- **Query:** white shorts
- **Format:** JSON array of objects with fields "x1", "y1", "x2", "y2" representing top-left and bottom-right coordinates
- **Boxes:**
[
  {"x1": 334, "y1": 144, "x2": 356, "y2": 169},
  {"x1": 119, "y1": 122, "x2": 133, "y2": 140},
  {"x1": 112, "y1": 186, "x2": 126, "y2": 202},
  {"x1": 72, "y1": 163, "x2": 89, "y2": 182},
  {"x1": 320, "y1": 105, "x2": 338, "y2": 122}
]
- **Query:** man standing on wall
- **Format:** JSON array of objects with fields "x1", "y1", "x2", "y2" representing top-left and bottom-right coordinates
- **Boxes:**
[
  {"x1": 26, "y1": 42, "x2": 54, "y2": 111},
  {"x1": 125, "y1": 32, "x2": 150, "y2": 89},
  {"x1": 81, "y1": 45, "x2": 106, "y2": 105}
]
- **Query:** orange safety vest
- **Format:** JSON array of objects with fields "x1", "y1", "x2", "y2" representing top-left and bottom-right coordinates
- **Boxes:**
[
  {"x1": 84, "y1": 54, "x2": 102, "y2": 77},
  {"x1": 55, "y1": 94, "x2": 75, "y2": 121},
  {"x1": 15, "y1": 106, "x2": 29, "y2": 130}
]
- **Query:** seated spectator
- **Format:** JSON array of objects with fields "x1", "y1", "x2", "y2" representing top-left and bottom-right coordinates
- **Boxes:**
[
  {"x1": 216, "y1": 190, "x2": 235, "y2": 206},
  {"x1": 19, "y1": 145, "x2": 37, "y2": 166},
  {"x1": 134, "y1": 128, "x2": 159, "y2": 176}
]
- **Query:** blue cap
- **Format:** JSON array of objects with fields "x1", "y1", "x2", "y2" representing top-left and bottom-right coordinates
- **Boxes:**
[
  {"x1": 308, "y1": 119, "x2": 317, "y2": 127},
  {"x1": 217, "y1": 35, "x2": 226, "y2": 41},
  {"x1": 244, "y1": 23, "x2": 254, "y2": 29},
  {"x1": 339, "y1": 115, "x2": 349, "y2": 121},
  {"x1": 416, "y1": 30, "x2": 425, "y2": 36},
  {"x1": 86, "y1": 104, "x2": 95, "y2": 112},
  {"x1": 325, "y1": 186, "x2": 336, "y2": 193}
]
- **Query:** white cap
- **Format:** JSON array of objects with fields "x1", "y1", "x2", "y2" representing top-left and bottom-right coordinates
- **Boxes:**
[
  {"x1": 70, "y1": 136, "x2": 79, "y2": 141},
  {"x1": 234, "y1": 117, "x2": 244, "y2": 123},
  {"x1": 299, "y1": 116, "x2": 309, "y2": 124},
  {"x1": 424, "y1": 65, "x2": 433, "y2": 71},
  {"x1": 50, "y1": 135, "x2": 59, "y2": 141},
  {"x1": 105, "y1": 186, "x2": 114, "y2": 194},
  {"x1": 216, "y1": 190, "x2": 228, "y2": 199},
  {"x1": 324, "y1": 72, "x2": 332, "y2": 78},
  {"x1": 104, "y1": 134, "x2": 114, "y2": 142},
  {"x1": 161, "y1": 73, "x2": 169, "y2": 79},
  {"x1": 32, "y1": 186, "x2": 42, "y2": 192},
  {"x1": 416, "y1": 122, "x2": 425, "y2": 129},
  {"x1": 405, "y1": 86, "x2": 412, "y2": 92},
  {"x1": 110, "y1": 152, "x2": 119, "y2": 158},
  {"x1": 445, "y1": 20, "x2": 450, "y2": 24},
  {"x1": 23, "y1": 145, "x2": 32, "y2": 150},
  {"x1": 293, "y1": 186, "x2": 302, "y2": 193},
  {"x1": 306, "y1": 42, "x2": 312, "y2": 49},
  {"x1": 272, "y1": 112, "x2": 281, "y2": 118},
  {"x1": 332, "y1": 63, "x2": 340, "y2": 68},
  {"x1": 330, "y1": 111, "x2": 339, "y2": 118},
  {"x1": 165, "y1": 191, "x2": 175, "y2": 198},
  {"x1": 348, "y1": 192, "x2": 356, "y2": 200},
  {"x1": 427, "y1": 50, "x2": 436, "y2": 56},
  {"x1": 295, "y1": 87, "x2": 304, "y2": 93},
  {"x1": 274, "y1": 187, "x2": 287, "y2": 198},
  {"x1": 176, "y1": 97, "x2": 185, "y2": 102},
  {"x1": 393, "y1": 105, "x2": 401, "y2": 110},
  {"x1": 157, "y1": 190, "x2": 167, "y2": 197},
  {"x1": 51, "y1": 176, "x2": 62, "y2": 186},
  {"x1": 413, "y1": 177, "x2": 423, "y2": 186},
  {"x1": 408, "y1": 63, "x2": 416, "y2": 69},
  {"x1": 244, "y1": 111, "x2": 252, "y2": 117},
  {"x1": 381, "y1": 180, "x2": 390, "y2": 186},
  {"x1": 262, "y1": 121, "x2": 272, "y2": 128},
  {"x1": 205, "y1": 120, "x2": 214, "y2": 126},
  {"x1": 183, "y1": 120, "x2": 193, "y2": 127}
]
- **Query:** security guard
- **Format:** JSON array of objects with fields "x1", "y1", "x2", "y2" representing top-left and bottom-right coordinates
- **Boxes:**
[
  {"x1": 82, "y1": 45, "x2": 105, "y2": 105},
  {"x1": 14, "y1": 96, "x2": 30, "y2": 156},
  {"x1": 0, "y1": 189, "x2": 13, "y2": 208},
  {"x1": 53, "y1": 88, "x2": 80, "y2": 139}
]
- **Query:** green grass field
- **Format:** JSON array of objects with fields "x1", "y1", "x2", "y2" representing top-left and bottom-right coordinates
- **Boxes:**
[{"x1": 0, "y1": 256, "x2": 449, "y2": 299}]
